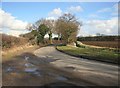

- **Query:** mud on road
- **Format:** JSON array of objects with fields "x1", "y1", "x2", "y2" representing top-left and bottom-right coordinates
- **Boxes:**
[
  {"x1": 2, "y1": 53, "x2": 91, "y2": 86},
  {"x1": 2, "y1": 46, "x2": 119, "y2": 86}
]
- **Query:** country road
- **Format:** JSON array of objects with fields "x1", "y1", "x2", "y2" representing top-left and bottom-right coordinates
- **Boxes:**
[{"x1": 2, "y1": 46, "x2": 119, "y2": 87}]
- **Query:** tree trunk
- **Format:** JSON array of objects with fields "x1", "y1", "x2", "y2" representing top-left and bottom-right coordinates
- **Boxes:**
[
  {"x1": 49, "y1": 31, "x2": 53, "y2": 44},
  {"x1": 67, "y1": 37, "x2": 70, "y2": 44},
  {"x1": 58, "y1": 34, "x2": 60, "y2": 41}
]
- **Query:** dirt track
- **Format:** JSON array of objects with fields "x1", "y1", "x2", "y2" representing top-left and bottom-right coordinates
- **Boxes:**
[{"x1": 2, "y1": 46, "x2": 119, "y2": 86}]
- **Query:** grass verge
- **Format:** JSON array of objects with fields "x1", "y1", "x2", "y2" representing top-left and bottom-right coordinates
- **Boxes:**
[
  {"x1": 56, "y1": 45, "x2": 119, "y2": 64},
  {"x1": 2, "y1": 45, "x2": 40, "y2": 62}
]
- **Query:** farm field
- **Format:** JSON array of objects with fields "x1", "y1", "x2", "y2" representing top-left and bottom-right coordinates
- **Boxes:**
[
  {"x1": 81, "y1": 41, "x2": 119, "y2": 49},
  {"x1": 57, "y1": 45, "x2": 119, "y2": 64}
]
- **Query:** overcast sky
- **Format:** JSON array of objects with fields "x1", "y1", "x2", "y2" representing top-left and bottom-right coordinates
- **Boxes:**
[{"x1": 0, "y1": 2, "x2": 118, "y2": 37}]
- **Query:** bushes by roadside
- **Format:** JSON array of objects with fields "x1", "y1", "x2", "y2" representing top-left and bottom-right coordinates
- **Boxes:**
[{"x1": 1, "y1": 34, "x2": 28, "y2": 50}]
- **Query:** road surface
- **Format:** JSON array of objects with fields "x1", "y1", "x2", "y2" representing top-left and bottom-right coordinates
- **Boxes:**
[{"x1": 2, "y1": 46, "x2": 119, "y2": 86}]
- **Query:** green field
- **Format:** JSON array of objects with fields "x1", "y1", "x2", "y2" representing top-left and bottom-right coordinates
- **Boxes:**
[{"x1": 57, "y1": 45, "x2": 119, "y2": 64}]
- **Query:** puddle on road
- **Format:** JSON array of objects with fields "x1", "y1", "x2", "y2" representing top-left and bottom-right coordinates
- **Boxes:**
[
  {"x1": 33, "y1": 71, "x2": 41, "y2": 76},
  {"x1": 5, "y1": 56, "x2": 41, "y2": 77},
  {"x1": 24, "y1": 56, "x2": 68, "y2": 80},
  {"x1": 25, "y1": 63, "x2": 34, "y2": 67},
  {"x1": 55, "y1": 76, "x2": 68, "y2": 81},
  {"x1": 25, "y1": 56, "x2": 29, "y2": 61},
  {"x1": 39, "y1": 56, "x2": 46, "y2": 58},
  {"x1": 48, "y1": 72, "x2": 68, "y2": 81},
  {"x1": 24, "y1": 68, "x2": 42, "y2": 77},
  {"x1": 24, "y1": 68, "x2": 37, "y2": 73},
  {"x1": 24, "y1": 56, "x2": 42, "y2": 77},
  {"x1": 24, "y1": 56, "x2": 38, "y2": 73},
  {"x1": 5, "y1": 56, "x2": 69, "y2": 79},
  {"x1": 5, "y1": 67, "x2": 14, "y2": 72},
  {"x1": 64, "y1": 66, "x2": 75, "y2": 70}
]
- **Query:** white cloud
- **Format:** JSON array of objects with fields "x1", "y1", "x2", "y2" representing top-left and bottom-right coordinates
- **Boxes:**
[
  {"x1": 46, "y1": 16, "x2": 56, "y2": 20},
  {"x1": 78, "y1": 17, "x2": 118, "y2": 36},
  {"x1": 47, "y1": 6, "x2": 83, "y2": 21},
  {"x1": 8, "y1": 30, "x2": 25, "y2": 37},
  {"x1": 0, "y1": 9, "x2": 29, "y2": 36},
  {"x1": 49, "y1": 8, "x2": 62, "y2": 17},
  {"x1": 77, "y1": 27, "x2": 89, "y2": 37},
  {"x1": 112, "y1": 3, "x2": 118, "y2": 16},
  {"x1": 48, "y1": 6, "x2": 83, "y2": 19},
  {"x1": 88, "y1": 14, "x2": 100, "y2": 18},
  {"x1": 96, "y1": 3, "x2": 118, "y2": 16},
  {"x1": 67, "y1": 6, "x2": 83, "y2": 13},
  {"x1": 97, "y1": 8, "x2": 111, "y2": 13},
  {"x1": 0, "y1": 9, "x2": 28, "y2": 30}
]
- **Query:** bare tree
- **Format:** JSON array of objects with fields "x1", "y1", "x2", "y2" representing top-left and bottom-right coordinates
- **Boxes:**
[
  {"x1": 55, "y1": 13, "x2": 82, "y2": 44},
  {"x1": 26, "y1": 23, "x2": 36, "y2": 31},
  {"x1": 35, "y1": 19, "x2": 55, "y2": 44},
  {"x1": 43, "y1": 19, "x2": 55, "y2": 44},
  {"x1": 54, "y1": 19, "x2": 63, "y2": 41}
]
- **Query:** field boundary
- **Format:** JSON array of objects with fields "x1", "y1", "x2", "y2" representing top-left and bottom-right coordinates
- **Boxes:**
[
  {"x1": 2, "y1": 43, "x2": 34, "y2": 56},
  {"x1": 56, "y1": 46, "x2": 118, "y2": 65},
  {"x1": 77, "y1": 41, "x2": 118, "y2": 49}
]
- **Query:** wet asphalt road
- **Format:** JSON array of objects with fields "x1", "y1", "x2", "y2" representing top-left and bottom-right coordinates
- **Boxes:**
[{"x1": 2, "y1": 46, "x2": 119, "y2": 87}]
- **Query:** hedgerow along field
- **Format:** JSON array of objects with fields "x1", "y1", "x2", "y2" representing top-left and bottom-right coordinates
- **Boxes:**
[
  {"x1": 81, "y1": 41, "x2": 119, "y2": 49},
  {"x1": 1, "y1": 34, "x2": 28, "y2": 50},
  {"x1": 77, "y1": 36, "x2": 119, "y2": 49},
  {"x1": 56, "y1": 36, "x2": 119, "y2": 64}
]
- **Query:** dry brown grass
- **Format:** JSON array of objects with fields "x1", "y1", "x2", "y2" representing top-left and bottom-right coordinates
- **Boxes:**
[{"x1": 1, "y1": 34, "x2": 28, "y2": 50}]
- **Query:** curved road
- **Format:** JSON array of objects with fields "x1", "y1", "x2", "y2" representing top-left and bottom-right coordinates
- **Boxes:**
[
  {"x1": 34, "y1": 46, "x2": 119, "y2": 86},
  {"x1": 2, "y1": 46, "x2": 119, "y2": 86}
]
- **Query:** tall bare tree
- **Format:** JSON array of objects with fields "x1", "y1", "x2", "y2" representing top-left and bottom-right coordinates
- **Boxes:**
[
  {"x1": 55, "y1": 19, "x2": 63, "y2": 41},
  {"x1": 55, "y1": 13, "x2": 82, "y2": 44}
]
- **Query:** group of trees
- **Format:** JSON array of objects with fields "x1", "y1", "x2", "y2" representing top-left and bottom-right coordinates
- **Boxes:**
[
  {"x1": 55, "y1": 14, "x2": 81, "y2": 44},
  {"x1": 27, "y1": 13, "x2": 82, "y2": 45}
]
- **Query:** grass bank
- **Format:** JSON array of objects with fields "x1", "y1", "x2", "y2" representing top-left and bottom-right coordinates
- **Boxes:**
[
  {"x1": 2, "y1": 45, "x2": 40, "y2": 62},
  {"x1": 56, "y1": 45, "x2": 119, "y2": 64}
]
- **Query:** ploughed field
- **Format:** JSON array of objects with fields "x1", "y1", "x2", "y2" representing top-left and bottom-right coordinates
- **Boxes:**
[{"x1": 81, "y1": 41, "x2": 119, "y2": 49}]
